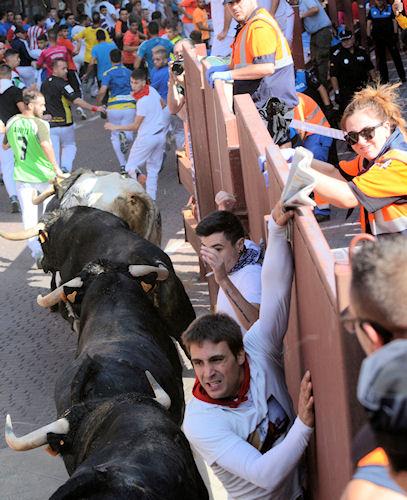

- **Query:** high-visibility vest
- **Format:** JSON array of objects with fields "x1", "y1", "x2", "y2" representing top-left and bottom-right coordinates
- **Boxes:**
[
  {"x1": 294, "y1": 93, "x2": 330, "y2": 140},
  {"x1": 357, "y1": 447, "x2": 389, "y2": 467},
  {"x1": 340, "y1": 149, "x2": 407, "y2": 235},
  {"x1": 231, "y1": 8, "x2": 293, "y2": 71}
]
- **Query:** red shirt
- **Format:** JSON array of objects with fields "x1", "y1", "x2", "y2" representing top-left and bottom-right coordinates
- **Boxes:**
[
  {"x1": 37, "y1": 45, "x2": 69, "y2": 77},
  {"x1": 57, "y1": 38, "x2": 77, "y2": 71},
  {"x1": 122, "y1": 30, "x2": 140, "y2": 65}
]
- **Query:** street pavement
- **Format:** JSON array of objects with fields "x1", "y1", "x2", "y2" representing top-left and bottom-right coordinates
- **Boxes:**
[{"x1": 0, "y1": 114, "x2": 223, "y2": 499}]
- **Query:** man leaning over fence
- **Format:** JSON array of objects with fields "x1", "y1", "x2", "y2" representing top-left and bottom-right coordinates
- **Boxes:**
[
  {"x1": 205, "y1": 0, "x2": 298, "y2": 146},
  {"x1": 183, "y1": 201, "x2": 314, "y2": 500}
]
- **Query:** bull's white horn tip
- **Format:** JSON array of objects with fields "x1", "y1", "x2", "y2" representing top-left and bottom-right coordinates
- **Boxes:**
[{"x1": 5, "y1": 414, "x2": 12, "y2": 432}]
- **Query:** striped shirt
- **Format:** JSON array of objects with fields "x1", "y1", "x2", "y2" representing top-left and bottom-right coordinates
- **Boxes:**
[{"x1": 27, "y1": 25, "x2": 46, "y2": 50}]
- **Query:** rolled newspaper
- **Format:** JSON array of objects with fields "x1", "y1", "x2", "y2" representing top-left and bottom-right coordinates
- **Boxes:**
[{"x1": 281, "y1": 147, "x2": 317, "y2": 209}]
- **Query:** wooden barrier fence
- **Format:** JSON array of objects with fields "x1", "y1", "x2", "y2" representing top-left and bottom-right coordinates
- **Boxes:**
[{"x1": 179, "y1": 49, "x2": 366, "y2": 499}]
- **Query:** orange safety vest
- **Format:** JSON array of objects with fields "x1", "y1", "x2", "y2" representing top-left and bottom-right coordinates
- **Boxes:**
[
  {"x1": 357, "y1": 447, "x2": 389, "y2": 467},
  {"x1": 340, "y1": 149, "x2": 407, "y2": 235},
  {"x1": 294, "y1": 93, "x2": 330, "y2": 140},
  {"x1": 231, "y1": 8, "x2": 293, "y2": 70}
]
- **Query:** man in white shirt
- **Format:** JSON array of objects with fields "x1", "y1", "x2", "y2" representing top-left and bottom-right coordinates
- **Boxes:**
[
  {"x1": 183, "y1": 201, "x2": 314, "y2": 500},
  {"x1": 210, "y1": 0, "x2": 237, "y2": 57},
  {"x1": 195, "y1": 210, "x2": 262, "y2": 333},
  {"x1": 105, "y1": 68, "x2": 166, "y2": 200}
]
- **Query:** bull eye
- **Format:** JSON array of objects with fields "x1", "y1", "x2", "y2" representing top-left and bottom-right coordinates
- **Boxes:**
[
  {"x1": 141, "y1": 281, "x2": 154, "y2": 293},
  {"x1": 59, "y1": 440, "x2": 64, "y2": 446}
]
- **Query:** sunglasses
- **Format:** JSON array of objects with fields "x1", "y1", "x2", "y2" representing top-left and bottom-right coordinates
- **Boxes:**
[{"x1": 344, "y1": 122, "x2": 383, "y2": 146}]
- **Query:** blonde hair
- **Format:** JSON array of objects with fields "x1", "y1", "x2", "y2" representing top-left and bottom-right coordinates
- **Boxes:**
[{"x1": 341, "y1": 83, "x2": 407, "y2": 139}]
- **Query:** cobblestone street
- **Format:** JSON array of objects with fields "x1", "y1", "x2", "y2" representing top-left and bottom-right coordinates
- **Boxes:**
[{"x1": 0, "y1": 115, "x2": 212, "y2": 499}]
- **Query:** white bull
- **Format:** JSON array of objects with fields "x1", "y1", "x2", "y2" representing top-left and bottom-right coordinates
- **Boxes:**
[{"x1": 34, "y1": 171, "x2": 161, "y2": 246}]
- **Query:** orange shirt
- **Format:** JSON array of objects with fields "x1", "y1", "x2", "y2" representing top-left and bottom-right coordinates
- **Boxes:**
[
  {"x1": 57, "y1": 37, "x2": 77, "y2": 71},
  {"x1": 192, "y1": 7, "x2": 209, "y2": 40},
  {"x1": 180, "y1": 0, "x2": 197, "y2": 24},
  {"x1": 122, "y1": 30, "x2": 140, "y2": 65}
]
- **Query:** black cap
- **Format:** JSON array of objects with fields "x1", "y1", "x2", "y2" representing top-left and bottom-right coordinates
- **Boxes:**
[
  {"x1": 339, "y1": 29, "x2": 353, "y2": 41},
  {"x1": 357, "y1": 340, "x2": 407, "y2": 433}
]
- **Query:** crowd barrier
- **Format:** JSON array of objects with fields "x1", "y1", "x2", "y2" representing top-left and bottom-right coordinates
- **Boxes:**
[{"x1": 179, "y1": 47, "x2": 366, "y2": 499}]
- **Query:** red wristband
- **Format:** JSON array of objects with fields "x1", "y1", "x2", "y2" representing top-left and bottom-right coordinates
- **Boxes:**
[{"x1": 91, "y1": 106, "x2": 97, "y2": 112}]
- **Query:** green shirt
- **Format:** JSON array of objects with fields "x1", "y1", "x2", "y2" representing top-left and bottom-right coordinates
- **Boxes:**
[{"x1": 5, "y1": 114, "x2": 55, "y2": 183}]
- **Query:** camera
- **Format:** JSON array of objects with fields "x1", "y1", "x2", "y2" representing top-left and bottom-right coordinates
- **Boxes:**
[{"x1": 172, "y1": 59, "x2": 184, "y2": 76}]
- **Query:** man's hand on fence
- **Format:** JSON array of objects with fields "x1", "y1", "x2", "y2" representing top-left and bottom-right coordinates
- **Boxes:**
[
  {"x1": 272, "y1": 200, "x2": 294, "y2": 226},
  {"x1": 206, "y1": 64, "x2": 230, "y2": 87},
  {"x1": 298, "y1": 370, "x2": 314, "y2": 428}
]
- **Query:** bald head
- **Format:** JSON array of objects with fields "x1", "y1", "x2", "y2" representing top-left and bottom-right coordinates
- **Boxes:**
[{"x1": 174, "y1": 38, "x2": 194, "y2": 60}]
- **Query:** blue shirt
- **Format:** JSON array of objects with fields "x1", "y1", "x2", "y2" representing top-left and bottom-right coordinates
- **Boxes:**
[
  {"x1": 299, "y1": 0, "x2": 331, "y2": 34},
  {"x1": 137, "y1": 37, "x2": 173, "y2": 73},
  {"x1": 91, "y1": 41, "x2": 117, "y2": 81},
  {"x1": 102, "y1": 64, "x2": 132, "y2": 97},
  {"x1": 150, "y1": 65, "x2": 169, "y2": 101},
  {"x1": 0, "y1": 23, "x2": 7, "y2": 37},
  {"x1": 102, "y1": 64, "x2": 135, "y2": 109}
]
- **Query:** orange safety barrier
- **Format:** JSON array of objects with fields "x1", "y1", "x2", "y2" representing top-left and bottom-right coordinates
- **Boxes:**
[{"x1": 181, "y1": 52, "x2": 366, "y2": 500}]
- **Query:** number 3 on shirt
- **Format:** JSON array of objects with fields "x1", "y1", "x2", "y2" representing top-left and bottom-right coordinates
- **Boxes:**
[{"x1": 17, "y1": 135, "x2": 28, "y2": 160}]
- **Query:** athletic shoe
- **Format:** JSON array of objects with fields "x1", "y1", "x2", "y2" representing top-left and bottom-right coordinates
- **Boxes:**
[
  {"x1": 9, "y1": 195, "x2": 20, "y2": 213},
  {"x1": 61, "y1": 167, "x2": 69, "y2": 174},
  {"x1": 119, "y1": 132, "x2": 128, "y2": 154},
  {"x1": 120, "y1": 165, "x2": 127, "y2": 175},
  {"x1": 76, "y1": 107, "x2": 87, "y2": 120}
]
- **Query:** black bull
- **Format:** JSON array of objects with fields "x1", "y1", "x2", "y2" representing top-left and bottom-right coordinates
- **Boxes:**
[
  {"x1": 42, "y1": 264, "x2": 208, "y2": 499},
  {"x1": 39, "y1": 206, "x2": 195, "y2": 342}
]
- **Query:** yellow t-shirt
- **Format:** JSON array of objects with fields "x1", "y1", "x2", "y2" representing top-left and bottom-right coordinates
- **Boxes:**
[{"x1": 73, "y1": 26, "x2": 112, "y2": 63}]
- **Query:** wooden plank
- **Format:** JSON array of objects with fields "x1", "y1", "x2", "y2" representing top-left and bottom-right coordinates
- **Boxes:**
[{"x1": 177, "y1": 156, "x2": 194, "y2": 197}]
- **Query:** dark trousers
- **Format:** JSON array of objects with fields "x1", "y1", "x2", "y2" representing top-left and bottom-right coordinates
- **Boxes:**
[{"x1": 375, "y1": 38, "x2": 406, "y2": 83}]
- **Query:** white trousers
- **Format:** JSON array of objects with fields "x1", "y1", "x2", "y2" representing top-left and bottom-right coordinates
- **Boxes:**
[
  {"x1": 0, "y1": 134, "x2": 17, "y2": 197},
  {"x1": 107, "y1": 108, "x2": 136, "y2": 166},
  {"x1": 17, "y1": 66, "x2": 36, "y2": 87},
  {"x1": 16, "y1": 181, "x2": 52, "y2": 258},
  {"x1": 183, "y1": 23, "x2": 195, "y2": 37},
  {"x1": 276, "y1": 13, "x2": 295, "y2": 47},
  {"x1": 126, "y1": 131, "x2": 166, "y2": 200},
  {"x1": 210, "y1": 34, "x2": 235, "y2": 57},
  {"x1": 51, "y1": 125, "x2": 77, "y2": 172},
  {"x1": 170, "y1": 115, "x2": 185, "y2": 150}
]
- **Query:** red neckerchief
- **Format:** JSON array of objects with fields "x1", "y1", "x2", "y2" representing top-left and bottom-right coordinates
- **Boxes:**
[
  {"x1": 192, "y1": 359, "x2": 250, "y2": 408},
  {"x1": 132, "y1": 84, "x2": 150, "y2": 100}
]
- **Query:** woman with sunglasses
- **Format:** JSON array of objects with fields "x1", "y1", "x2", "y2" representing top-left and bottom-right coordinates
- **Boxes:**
[{"x1": 309, "y1": 83, "x2": 407, "y2": 236}]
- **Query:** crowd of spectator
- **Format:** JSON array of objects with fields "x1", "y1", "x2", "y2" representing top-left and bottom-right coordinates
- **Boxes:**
[{"x1": 0, "y1": 0, "x2": 406, "y2": 499}]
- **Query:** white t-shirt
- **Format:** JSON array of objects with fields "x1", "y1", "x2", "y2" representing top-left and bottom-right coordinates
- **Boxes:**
[
  {"x1": 184, "y1": 219, "x2": 313, "y2": 500},
  {"x1": 257, "y1": 0, "x2": 294, "y2": 32},
  {"x1": 137, "y1": 86, "x2": 166, "y2": 138},
  {"x1": 97, "y1": 1, "x2": 117, "y2": 28},
  {"x1": 216, "y1": 246, "x2": 261, "y2": 334}
]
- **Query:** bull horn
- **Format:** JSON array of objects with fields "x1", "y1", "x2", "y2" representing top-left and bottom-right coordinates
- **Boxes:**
[
  {"x1": 128, "y1": 264, "x2": 169, "y2": 281},
  {"x1": 37, "y1": 277, "x2": 83, "y2": 308},
  {"x1": 32, "y1": 186, "x2": 55, "y2": 205},
  {"x1": 145, "y1": 370, "x2": 171, "y2": 410},
  {"x1": 0, "y1": 223, "x2": 45, "y2": 241},
  {"x1": 5, "y1": 414, "x2": 69, "y2": 451}
]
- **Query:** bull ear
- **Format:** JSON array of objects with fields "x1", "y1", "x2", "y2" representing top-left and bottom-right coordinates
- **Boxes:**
[{"x1": 39, "y1": 230, "x2": 48, "y2": 244}]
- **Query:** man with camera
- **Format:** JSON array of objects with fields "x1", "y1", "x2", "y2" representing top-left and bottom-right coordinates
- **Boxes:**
[{"x1": 167, "y1": 38, "x2": 195, "y2": 151}]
